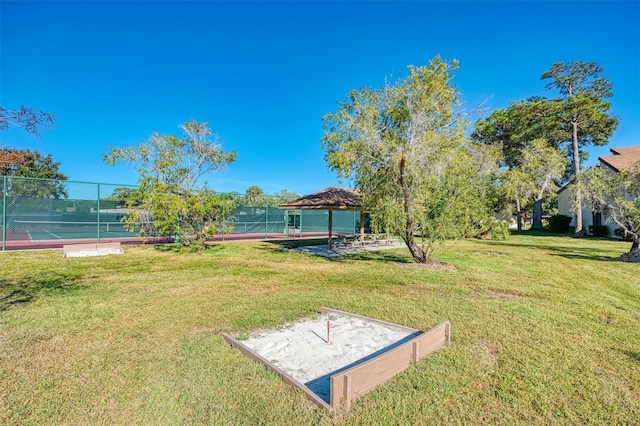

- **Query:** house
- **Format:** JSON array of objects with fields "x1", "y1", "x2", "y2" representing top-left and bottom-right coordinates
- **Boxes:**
[{"x1": 557, "y1": 146, "x2": 640, "y2": 237}]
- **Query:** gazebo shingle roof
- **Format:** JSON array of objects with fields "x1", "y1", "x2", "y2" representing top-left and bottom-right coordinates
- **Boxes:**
[{"x1": 278, "y1": 187, "x2": 363, "y2": 211}]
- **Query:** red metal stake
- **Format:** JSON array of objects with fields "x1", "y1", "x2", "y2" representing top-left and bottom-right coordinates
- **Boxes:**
[{"x1": 327, "y1": 320, "x2": 330, "y2": 344}]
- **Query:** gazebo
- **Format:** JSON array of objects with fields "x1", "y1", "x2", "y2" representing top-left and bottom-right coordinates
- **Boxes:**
[{"x1": 278, "y1": 187, "x2": 366, "y2": 249}]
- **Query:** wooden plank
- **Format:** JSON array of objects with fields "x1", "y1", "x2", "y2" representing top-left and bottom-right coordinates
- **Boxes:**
[
  {"x1": 330, "y1": 375, "x2": 341, "y2": 407},
  {"x1": 445, "y1": 321, "x2": 451, "y2": 345},
  {"x1": 221, "y1": 332, "x2": 334, "y2": 411},
  {"x1": 344, "y1": 374, "x2": 352, "y2": 410},
  {"x1": 329, "y1": 321, "x2": 450, "y2": 406},
  {"x1": 320, "y1": 307, "x2": 420, "y2": 334}
]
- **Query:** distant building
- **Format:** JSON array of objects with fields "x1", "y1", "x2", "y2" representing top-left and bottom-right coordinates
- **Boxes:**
[{"x1": 558, "y1": 146, "x2": 640, "y2": 237}]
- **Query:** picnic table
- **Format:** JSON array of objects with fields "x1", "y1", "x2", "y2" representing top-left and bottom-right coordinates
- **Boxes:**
[{"x1": 334, "y1": 234, "x2": 398, "y2": 248}]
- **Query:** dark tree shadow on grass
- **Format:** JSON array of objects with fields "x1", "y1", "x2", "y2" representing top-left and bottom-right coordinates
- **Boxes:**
[
  {"x1": 153, "y1": 243, "x2": 226, "y2": 254},
  {"x1": 480, "y1": 240, "x2": 625, "y2": 262},
  {"x1": 340, "y1": 250, "x2": 412, "y2": 264},
  {"x1": 510, "y1": 230, "x2": 570, "y2": 237},
  {"x1": 264, "y1": 238, "x2": 330, "y2": 249},
  {"x1": 0, "y1": 272, "x2": 81, "y2": 311},
  {"x1": 258, "y1": 240, "x2": 415, "y2": 265}
]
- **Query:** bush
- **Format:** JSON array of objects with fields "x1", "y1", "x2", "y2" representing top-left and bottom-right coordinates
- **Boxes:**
[
  {"x1": 487, "y1": 220, "x2": 511, "y2": 240},
  {"x1": 614, "y1": 227, "x2": 636, "y2": 242},
  {"x1": 588, "y1": 225, "x2": 608, "y2": 237},
  {"x1": 463, "y1": 219, "x2": 510, "y2": 240},
  {"x1": 547, "y1": 214, "x2": 572, "y2": 233}
]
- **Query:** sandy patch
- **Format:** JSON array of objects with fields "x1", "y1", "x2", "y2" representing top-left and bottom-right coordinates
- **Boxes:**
[
  {"x1": 242, "y1": 312, "x2": 418, "y2": 402},
  {"x1": 484, "y1": 289, "x2": 524, "y2": 300},
  {"x1": 396, "y1": 259, "x2": 456, "y2": 271}
]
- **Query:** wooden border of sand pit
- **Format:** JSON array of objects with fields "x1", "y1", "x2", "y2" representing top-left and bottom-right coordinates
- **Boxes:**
[{"x1": 221, "y1": 307, "x2": 450, "y2": 411}]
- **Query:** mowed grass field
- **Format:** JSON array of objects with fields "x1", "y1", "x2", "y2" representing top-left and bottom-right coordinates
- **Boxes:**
[{"x1": 1, "y1": 234, "x2": 638, "y2": 425}]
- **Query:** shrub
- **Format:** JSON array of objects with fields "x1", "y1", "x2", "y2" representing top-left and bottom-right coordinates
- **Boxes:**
[
  {"x1": 464, "y1": 219, "x2": 510, "y2": 240},
  {"x1": 588, "y1": 225, "x2": 608, "y2": 237},
  {"x1": 487, "y1": 220, "x2": 511, "y2": 240},
  {"x1": 547, "y1": 214, "x2": 572, "y2": 233}
]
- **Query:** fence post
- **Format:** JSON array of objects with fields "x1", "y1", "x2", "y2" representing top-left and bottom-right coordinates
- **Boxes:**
[
  {"x1": 265, "y1": 196, "x2": 269, "y2": 239},
  {"x1": 2, "y1": 176, "x2": 6, "y2": 251},
  {"x1": 353, "y1": 212, "x2": 356, "y2": 235},
  {"x1": 97, "y1": 183, "x2": 101, "y2": 243}
]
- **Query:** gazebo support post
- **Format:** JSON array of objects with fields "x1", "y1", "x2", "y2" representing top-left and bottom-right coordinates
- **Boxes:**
[
  {"x1": 328, "y1": 209, "x2": 333, "y2": 249},
  {"x1": 360, "y1": 211, "x2": 365, "y2": 244}
]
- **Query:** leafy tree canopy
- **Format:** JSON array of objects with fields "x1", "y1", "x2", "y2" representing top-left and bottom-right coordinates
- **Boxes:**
[
  {"x1": 472, "y1": 98, "x2": 565, "y2": 170},
  {"x1": 519, "y1": 139, "x2": 567, "y2": 230},
  {"x1": 473, "y1": 61, "x2": 618, "y2": 235},
  {"x1": 583, "y1": 165, "x2": 640, "y2": 255},
  {"x1": 271, "y1": 190, "x2": 299, "y2": 206},
  {"x1": 104, "y1": 120, "x2": 236, "y2": 190},
  {"x1": 103, "y1": 120, "x2": 237, "y2": 249},
  {"x1": 322, "y1": 56, "x2": 504, "y2": 263},
  {"x1": 1, "y1": 148, "x2": 67, "y2": 199},
  {"x1": 103, "y1": 187, "x2": 142, "y2": 208},
  {"x1": 243, "y1": 185, "x2": 265, "y2": 206}
]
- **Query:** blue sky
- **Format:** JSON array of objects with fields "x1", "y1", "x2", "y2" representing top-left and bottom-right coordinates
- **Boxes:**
[{"x1": 2, "y1": 1, "x2": 638, "y2": 196}]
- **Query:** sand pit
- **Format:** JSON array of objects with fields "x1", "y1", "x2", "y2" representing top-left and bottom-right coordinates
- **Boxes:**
[
  {"x1": 242, "y1": 312, "x2": 420, "y2": 402},
  {"x1": 222, "y1": 308, "x2": 450, "y2": 411}
]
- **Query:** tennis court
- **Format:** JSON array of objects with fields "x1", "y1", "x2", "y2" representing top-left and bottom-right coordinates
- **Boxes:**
[
  {"x1": 1, "y1": 176, "x2": 367, "y2": 251},
  {"x1": 11, "y1": 220, "x2": 143, "y2": 242}
]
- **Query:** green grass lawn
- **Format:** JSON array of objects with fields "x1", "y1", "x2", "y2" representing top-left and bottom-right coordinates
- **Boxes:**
[{"x1": 1, "y1": 234, "x2": 638, "y2": 425}]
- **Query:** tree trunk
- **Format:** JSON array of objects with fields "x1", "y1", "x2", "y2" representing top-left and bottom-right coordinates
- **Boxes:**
[
  {"x1": 531, "y1": 197, "x2": 543, "y2": 230},
  {"x1": 399, "y1": 156, "x2": 428, "y2": 263},
  {"x1": 631, "y1": 239, "x2": 639, "y2": 253},
  {"x1": 515, "y1": 198, "x2": 522, "y2": 232},
  {"x1": 571, "y1": 119, "x2": 584, "y2": 236}
]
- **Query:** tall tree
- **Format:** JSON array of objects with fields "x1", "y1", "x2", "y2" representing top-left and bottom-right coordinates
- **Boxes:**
[
  {"x1": 0, "y1": 106, "x2": 55, "y2": 137},
  {"x1": 0, "y1": 148, "x2": 68, "y2": 199},
  {"x1": 472, "y1": 99, "x2": 565, "y2": 230},
  {"x1": 103, "y1": 120, "x2": 237, "y2": 248},
  {"x1": 102, "y1": 187, "x2": 142, "y2": 208},
  {"x1": 244, "y1": 185, "x2": 265, "y2": 206},
  {"x1": 541, "y1": 61, "x2": 619, "y2": 235},
  {"x1": 520, "y1": 139, "x2": 567, "y2": 230},
  {"x1": 502, "y1": 168, "x2": 534, "y2": 231},
  {"x1": 322, "y1": 56, "x2": 501, "y2": 263},
  {"x1": 271, "y1": 189, "x2": 299, "y2": 206},
  {"x1": 583, "y1": 165, "x2": 640, "y2": 256}
]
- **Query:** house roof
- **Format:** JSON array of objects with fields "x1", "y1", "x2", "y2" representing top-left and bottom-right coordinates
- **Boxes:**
[
  {"x1": 277, "y1": 187, "x2": 364, "y2": 211},
  {"x1": 599, "y1": 146, "x2": 640, "y2": 172}
]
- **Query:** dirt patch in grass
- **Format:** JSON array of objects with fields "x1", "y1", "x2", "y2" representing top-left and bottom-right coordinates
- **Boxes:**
[
  {"x1": 475, "y1": 251, "x2": 507, "y2": 256},
  {"x1": 406, "y1": 287, "x2": 433, "y2": 296},
  {"x1": 189, "y1": 327, "x2": 221, "y2": 337},
  {"x1": 396, "y1": 259, "x2": 456, "y2": 271},
  {"x1": 484, "y1": 289, "x2": 524, "y2": 300}
]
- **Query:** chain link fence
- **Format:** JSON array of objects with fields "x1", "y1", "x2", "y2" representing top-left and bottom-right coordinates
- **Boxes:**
[{"x1": 1, "y1": 176, "x2": 364, "y2": 250}]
